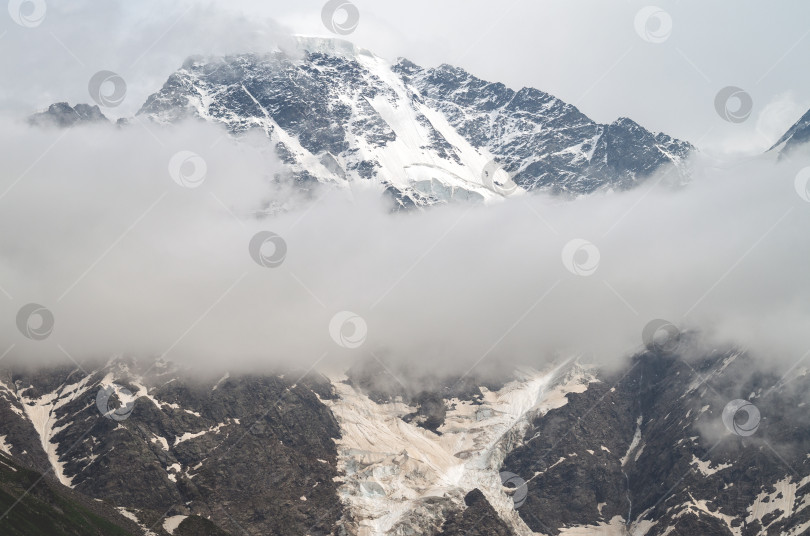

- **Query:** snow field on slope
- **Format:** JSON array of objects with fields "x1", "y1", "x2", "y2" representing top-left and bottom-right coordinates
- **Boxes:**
[{"x1": 327, "y1": 361, "x2": 588, "y2": 535}]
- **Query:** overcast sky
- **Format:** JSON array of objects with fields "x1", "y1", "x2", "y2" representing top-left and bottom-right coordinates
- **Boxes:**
[{"x1": 1, "y1": 0, "x2": 809, "y2": 155}]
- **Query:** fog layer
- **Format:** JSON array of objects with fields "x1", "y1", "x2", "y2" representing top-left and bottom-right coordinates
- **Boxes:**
[{"x1": 1, "y1": 120, "x2": 809, "y2": 376}]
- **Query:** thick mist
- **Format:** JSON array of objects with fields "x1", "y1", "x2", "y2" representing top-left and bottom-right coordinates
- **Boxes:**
[
  {"x1": 0, "y1": 2, "x2": 297, "y2": 118},
  {"x1": 0, "y1": 119, "x2": 809, "y2": 378}
]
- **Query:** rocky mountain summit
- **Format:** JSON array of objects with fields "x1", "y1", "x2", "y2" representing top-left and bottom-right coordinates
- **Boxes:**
[
  {"x1": 30, "y1": 37, "x2": 695, "y2": 207},
  {"x1": 136, "y1": 37, "x2": 694, "y2": 204}
]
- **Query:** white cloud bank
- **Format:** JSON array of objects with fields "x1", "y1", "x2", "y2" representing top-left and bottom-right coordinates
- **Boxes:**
[{"x1": 1, "y1": 119, "x2": 809, "y2": 378}]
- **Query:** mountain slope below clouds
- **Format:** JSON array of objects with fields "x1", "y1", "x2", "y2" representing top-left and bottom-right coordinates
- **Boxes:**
[
  {"x1": 328, "y1": 362, "x2": 593, "y2": 535},
  {"x1": 0, "y1": 451, "x2": 137, "y2": 536},
  {"x1": 0, "y1": 359, "x2": 342, "y2": 536},
  {"x1": 1, "y1": 349, "x2": 809, "y2": 535},
  {"x1": 503, "y1": 348, "x2": 810, "y2": 535}
]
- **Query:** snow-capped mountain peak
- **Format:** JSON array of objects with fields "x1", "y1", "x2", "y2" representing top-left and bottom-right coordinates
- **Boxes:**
[{"x1": 133, "y1": 38, "x2": 693, "y2": 208}]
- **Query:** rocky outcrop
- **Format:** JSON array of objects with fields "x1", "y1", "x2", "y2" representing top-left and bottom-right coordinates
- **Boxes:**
[
  {"x1": 438, "y1": 489, "x2": 516, "y2": 536},
  {"x1": 28, "y1": 102, "x2": 109, "y2": 128}
]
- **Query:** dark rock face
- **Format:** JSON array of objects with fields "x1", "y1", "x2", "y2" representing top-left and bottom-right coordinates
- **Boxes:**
[
  {"x1": 175, "y1": 515, "x2": 231, "y2": 535},
  {"x1": 437, "y1": 489, "x2": 515, "y2": 536},
  {"x1": 28, "y1": 102, "x2": 109, "y2": 128},
  {"x1": 503, "y1": 348, "x2": 810, "y2": 535},
  {"x1": 770, "y1": 108, "x2": 810, "y2": 156},
  {"x1": 396, "y1": 62, "x2": 693, "y2": 194},
  {"x1": 0, "y1": 358, "x2": 343, "y2": 535},
  {"x1": 403, "y1": 392, "x2": 447, "y2": 433}
]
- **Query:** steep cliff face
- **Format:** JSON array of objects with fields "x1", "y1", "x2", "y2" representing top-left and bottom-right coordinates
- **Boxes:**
[
  {"x1": 503, "y1": 349, "x2": 810, "y2": 535},
  {"x1": 395, "y1": 60, "x2": 693, "y2": 195}
]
